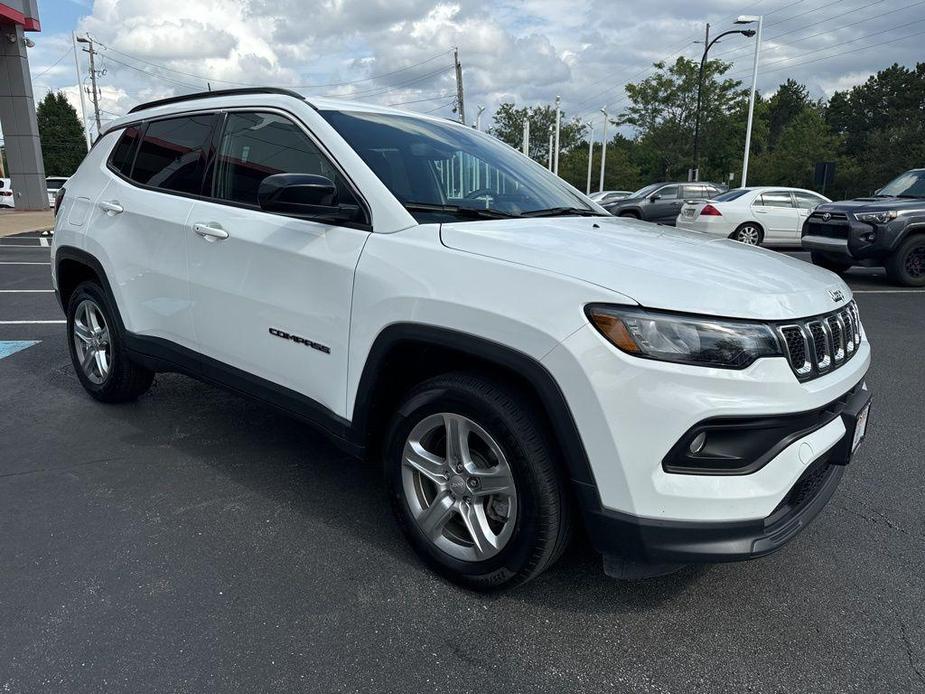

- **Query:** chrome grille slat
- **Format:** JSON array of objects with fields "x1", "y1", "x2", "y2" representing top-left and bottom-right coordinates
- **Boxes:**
[{"x1": 777, "y1": 301, "x2": 861, "y2": 381}]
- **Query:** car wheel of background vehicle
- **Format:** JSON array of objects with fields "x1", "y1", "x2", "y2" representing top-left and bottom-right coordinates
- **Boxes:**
[
  {"x1": 885, "y1": 234, "x2": 925, "y2": 287},
  {"x1": 618, "y1": 211, "x2": 640, "y2": 219},
  {"x1": 67, "y1": 281, "x2": 154, "y2": 402},
  {"x1": 731, "y1": 223, "x2": 764, "y2": 246},
  {"x1": 384, "y1": 372, "x2": 572, "y2": 591},
  {"x1": 810, "y1": 252, "x2": 853, "y2": 274}
]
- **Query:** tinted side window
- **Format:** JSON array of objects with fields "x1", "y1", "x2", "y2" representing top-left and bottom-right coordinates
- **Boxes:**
[
  {"x1": 656, "y1": 185, "x2": 679, "y2": 199},
  {"x1": 109, "y1": 125, "x2": 141, "y2": 176},
  {"x1": 758, "y1": 191, "x2": 794, "y2": 208},
  {"x1": 682, "y1": 184, "x2": 706, "y2": 199},
  {"x1": 212, "y1": 112, "x2": 357, "y2": 208},
  {"x1": 131, "y1": 115, "x2": 214, "y2": 194},
  {"x1": 794, "y1": 192, "x2": 825, "y2": 209}
]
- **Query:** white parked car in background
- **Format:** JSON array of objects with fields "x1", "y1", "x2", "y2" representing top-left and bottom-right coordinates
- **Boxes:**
[
  {"x1": 676, "y1": 187, "x2": 830, "y2": 246},
  {"x1": 0, "y1": 178, "x2": 13, "y2": 208},
  {"x1": 46, "y1": 177, "x2": 69, "y2": 208},
  {"x1": 588, "y1": 190, "x2": 632, "y2": 205}
]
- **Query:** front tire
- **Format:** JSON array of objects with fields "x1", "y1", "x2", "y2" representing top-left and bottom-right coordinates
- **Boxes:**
[
  {"x1": 67, "y1": 281, "x2": 154, "y2": 402},
  {"x1": 618, "y1": 211, "x2": 640, "y2": 220},
  {"x1": 384, "y1": 372, "x2": 571, "y2": 590},
  {"x1": 810, "y1": 252, "x2": 853, "y2": 274},
  {"x1": 730, "y1": 223, "x2": 764, "y2": 246},
  {"x1": 885, "y1": 235, "x2": 925, "y2": 287}
]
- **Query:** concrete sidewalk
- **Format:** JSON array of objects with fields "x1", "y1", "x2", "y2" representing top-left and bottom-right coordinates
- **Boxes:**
[{"x1": 0, "y1": 210, "x2": 54, "y2": 237}]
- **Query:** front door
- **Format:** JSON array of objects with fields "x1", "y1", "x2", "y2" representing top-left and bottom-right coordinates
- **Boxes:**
[
  {"x1": 648, "y1": 184, "x2": 683, "y2": 223},
  {"x1": 186, "y1": 111, "x2": 370, "y2": 419}
]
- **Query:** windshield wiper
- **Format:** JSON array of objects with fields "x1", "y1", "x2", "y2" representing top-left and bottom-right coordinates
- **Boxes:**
[
  {"x1": 519, "y1": 206, "x2": 605, "y2": 218},
  {"x1": 895, "y1": 194, "x2": 925, "y2": 199},
  {"x1": 402, "y1": 202, "x2": 521, "y2": 219}
]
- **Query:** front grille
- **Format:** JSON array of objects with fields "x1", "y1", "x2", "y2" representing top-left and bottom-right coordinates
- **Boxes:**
[
  {"x1": 776, "y1": 302, "x2": 862, "y2": 381},
  {"x1": 804, "y1": 211, "x2": 850, "y2": 239}
]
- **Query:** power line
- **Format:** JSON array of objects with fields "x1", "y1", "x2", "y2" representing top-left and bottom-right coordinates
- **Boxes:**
[
  {"x1": 32, "y1": 47, "x2": 71, "y2": 80},
  {"x1": 94, "y1": 40, "x2": 453, "y2": 89}
]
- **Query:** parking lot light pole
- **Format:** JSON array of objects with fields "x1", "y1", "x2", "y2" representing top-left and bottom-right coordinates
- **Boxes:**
[
  {"x1": 475, "y1": 104, "x2": 485, "y2": 131},
  {"x1": 598, "y1": 107, "x2": 608, "y2": 192},
  {"x1": 737, "y1": 14, "x2": 763, "y2": 187},
  {"x1": 692, "y1": 24, "x2": 755, "y2": 182},
  {"x1": 553, "y1": 96, "x2": 561, "y2": 175},
  {"x1": 585, "y1": 120, "x2": 594, "y2": 195},
  {"x1": 547, "y1": 126, "x2": 554, "y2": 170}
]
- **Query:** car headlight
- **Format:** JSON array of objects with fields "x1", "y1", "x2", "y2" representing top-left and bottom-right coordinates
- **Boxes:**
[
  {"x1": 854, "y1": 210, "x2": 896, "y2": 224},
  {"x1": 586, "y1": 305, "x2": 782, "y2": 369}
]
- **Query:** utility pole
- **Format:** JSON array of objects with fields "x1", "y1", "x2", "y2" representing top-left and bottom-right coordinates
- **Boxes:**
[
  {"x1": 77, "y1": 35, "x2": 102, "y2": 139},
  {"x1": 553, "y1": 95, "x2": 561, "y2": 175},
  {"x1": 585, "y1": 120, "x2": 594, "y2": 195},
  {"x1": 453, "y1": 47, "x2": 466, "y2": 126},
  {"x1": 522, "y1": 117, "x2": 530, "y2": 156},
  {"x1": 692, "y1": 22, "x2": 710, "y2": 182},
  {"x1": 72, "y1": 33, "x2": 91, "y2": 149},
  {"x1": 598, "y1": 107, "x2": 608, "y2": 192}
]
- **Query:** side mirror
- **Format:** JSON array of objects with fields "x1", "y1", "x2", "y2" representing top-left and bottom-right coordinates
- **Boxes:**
[
  {"x1": 873, "y1": 188, "x2": 882, "y2": 195},
  {"x1": 258, "y1": 173, "x2": 356, "y2": 221},
  {"x1": 649, "y1": 194, "x2": 661, "y2": 202}
]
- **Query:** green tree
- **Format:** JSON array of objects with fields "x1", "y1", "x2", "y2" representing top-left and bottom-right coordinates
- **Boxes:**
[
  {"x1": 765, "y1": 79, "x2": 811, "y2": 151},
  {"x1": 489, "y1": 103, "x2": 584, "y2": 166},
  {"x1": 618, "y1": 56, "x2": 748, "y2": 182},
  {"x1": 37, "y1": 91, "x2": 87, "y2": 176}
]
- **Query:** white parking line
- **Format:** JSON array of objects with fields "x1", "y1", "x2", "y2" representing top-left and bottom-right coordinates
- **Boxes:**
[
  {"x1": 853, "y1": 289, "x2": 925, "y2": 294},
  {"x1": 0, "y1": 262, "x2": 50, "y2": 265},
  {"x1": 0, "y1": 289, "x2": 54, "y2": 293},
  {"x1": 0, "y1": 244, "x2": 50, "y2": 248},
  {"x1": 0, "y1": 320, "x2": 65, "y2": 325},
  {"x1": 39, "y1": 237, "x2": 49, "y2": 247}
]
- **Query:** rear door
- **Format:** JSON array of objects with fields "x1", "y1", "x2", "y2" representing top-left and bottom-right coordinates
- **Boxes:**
[
  {"x1": 89, "y1": 114, "x2": 215, "y2": 349},
  {"x1": 750, "y1": 190, "x2": 800, "y2": 244},
  {"x1": 647, "y1": 184, "x2": 682, "y2": 223},
  {"x1": 186, "y1": 110, "x2": 370, "y2": 418}
]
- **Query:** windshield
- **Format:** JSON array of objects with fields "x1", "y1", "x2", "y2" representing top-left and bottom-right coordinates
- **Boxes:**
[
  {"x1": 714, "y1": 189, "x2": 750, "y2": 202},
  {"x1": 628, "y1": 183, "x2": 661, "y2": 198},
  {"x1": 320, "y1": 110, "x2": 598, "y2": 222},
  {"x1": 878, "y1": 170, "x2": 925, "y2": 198}
]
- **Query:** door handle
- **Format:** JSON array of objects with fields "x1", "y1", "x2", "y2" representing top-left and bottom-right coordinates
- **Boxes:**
[
  {"x1": 99, "y1": 200, "x2": 124, "y2": 214},
  {"x1": 192, "y1": 222, "x2": 229, "y2": 241},
  {"x1": 754, "y1": 208, "x2": 768, "y2": 214}
]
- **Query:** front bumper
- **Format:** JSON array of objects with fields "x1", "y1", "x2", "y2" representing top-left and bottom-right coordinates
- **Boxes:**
[
  {"x1": 801, "y1": 213, "x2": 902, "y2": 260},
  {"x1": 578, "y1": 384, "x2": 871, "y2": 564}
]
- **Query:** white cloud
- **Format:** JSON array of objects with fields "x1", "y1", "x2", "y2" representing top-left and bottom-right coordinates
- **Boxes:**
[{"x1": 20, "y1": 0, "x2": 924, "y2": 140}]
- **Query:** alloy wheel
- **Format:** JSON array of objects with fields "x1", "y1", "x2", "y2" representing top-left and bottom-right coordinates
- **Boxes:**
[
  {"x1": 73, "y1": 299, "x2": 112, "y2": 385},
  {"x1": 736, "y1": 226, "x2": 761, "y2": 245},
  {"x1": 401, "y1": 412, "x2": 518, "y2": 562},
  {"x1": 905, "y1": 244, "x2": 925, "y2": 279}
]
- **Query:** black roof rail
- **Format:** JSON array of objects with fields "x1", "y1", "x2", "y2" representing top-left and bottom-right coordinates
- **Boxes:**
[{"x1": 128, "y1": 87, "x2": 305, "y2": 114}]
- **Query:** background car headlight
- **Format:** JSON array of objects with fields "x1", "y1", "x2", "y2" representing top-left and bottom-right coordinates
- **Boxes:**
[
  {"x1": 854, "y1": 210, "x2": 897, "y2": 224},
  {"x1": 586, "y1": 305, "x2": 782, "y2": 369}
]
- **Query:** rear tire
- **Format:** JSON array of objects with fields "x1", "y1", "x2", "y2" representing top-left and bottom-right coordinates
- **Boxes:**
[
  {"x1": 66, "y1": 281, "x2": 154, "y2": 403},
  {"x1": 885, "y1": 235, "x2": 925, "y2": 287},
  {"x1": 730, "y1": 223, "x2": 764, "y2": 246},
  {"x1": 384, "y1": 372, "x2": 572, "y2": 591},
  {"x1": 810, "y1": 252, "x2": 853, "y2": 274}
]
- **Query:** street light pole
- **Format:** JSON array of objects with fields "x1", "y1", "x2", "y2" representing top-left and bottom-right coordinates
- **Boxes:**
[
  {"x1": 738, "y1": 15, "x2": 763, "y2": 187},
  {"x1": 553, "y1": 95, "x2": 561, "y2": 175},
  {"x1": 586, "y1": 120, "x2": 594, "y2": 195},
  {"x1": 547, "y1": 127, "x2": 554, "y2": 170},
  {"x1": 692, "y1": 24, "x2": 756, "y2": 182},
  {"x1": 475, "y1": 104, "x2": 485, "y2": 131},
  {"x1": 522, "y1": 117, "x2": 530, "y2": 156},
  {"x1": 598, "y1": 107, "x2": 608, "y2": 193}
]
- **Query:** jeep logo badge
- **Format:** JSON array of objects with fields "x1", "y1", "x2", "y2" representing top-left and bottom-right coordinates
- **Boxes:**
[
  {"x1": 822, "y1": 212, "x2": 832, "y2": 221},
  {"x1": 828, "y1": 288, "x2": 846, "y2": 303}
]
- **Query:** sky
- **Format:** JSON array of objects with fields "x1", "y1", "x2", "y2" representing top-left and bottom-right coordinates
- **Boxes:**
[{"x1": 17, "y1": 0, "x2": 925, "y2": 141}]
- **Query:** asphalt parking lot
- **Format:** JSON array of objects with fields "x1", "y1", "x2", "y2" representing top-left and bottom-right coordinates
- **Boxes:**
[{"x1": 1, "y1": 229, "x2": 923, "y2": 693}]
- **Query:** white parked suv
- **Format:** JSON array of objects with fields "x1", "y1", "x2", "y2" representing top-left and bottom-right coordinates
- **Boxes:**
[{"x1": 51, "y1": 88, "x2": 872, "y2": 589}]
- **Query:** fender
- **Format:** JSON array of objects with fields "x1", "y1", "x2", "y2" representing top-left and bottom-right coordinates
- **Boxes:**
[
  {"x1": 351, "y1": 323, "x2": 600, "y2": 493},
  {"x1": 891, "y1": 220, "x2": 925, "y2": 250}
]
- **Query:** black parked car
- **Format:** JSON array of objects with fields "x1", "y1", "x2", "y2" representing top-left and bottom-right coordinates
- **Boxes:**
[
  {"x1": 604, "y1": 182, "x2": 725, "y2": 225},
  {"x1": 802, "y1": 168, "x2": 925, "y2": 286}
]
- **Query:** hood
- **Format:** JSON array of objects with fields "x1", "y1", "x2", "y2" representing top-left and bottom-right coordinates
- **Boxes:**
[
  {"x1": 818, "y1": 197, "x2": 924, "y2": 213},
  {"x1": 440, "y1": 216, "x2": 851, "y2": 320}
]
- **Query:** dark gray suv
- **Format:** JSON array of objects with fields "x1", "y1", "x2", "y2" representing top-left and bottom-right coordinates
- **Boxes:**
[{"x1": 604, "y1": 182, "x2": 724, "y2": 225}]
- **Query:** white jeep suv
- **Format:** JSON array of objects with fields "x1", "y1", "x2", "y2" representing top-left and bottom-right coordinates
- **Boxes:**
[{"x1": 51, "y1": 88, "x2": 872, "y2": 589}]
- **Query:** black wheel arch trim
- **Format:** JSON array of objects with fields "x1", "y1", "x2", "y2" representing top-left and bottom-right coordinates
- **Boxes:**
[
  {"x1": 352, "y1": 323, "x2": 600, "y2": 488},
  {"x1": 894, "y1": 222, "x2": 925, "y2": 250}
]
